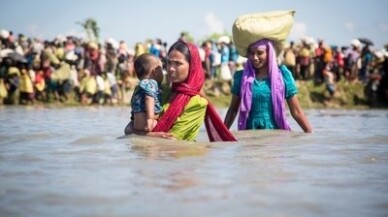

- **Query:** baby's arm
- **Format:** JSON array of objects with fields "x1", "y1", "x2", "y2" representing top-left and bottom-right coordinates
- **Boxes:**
[{"x1": 144, "y1": 95, "x2": 156, "y2": 131}]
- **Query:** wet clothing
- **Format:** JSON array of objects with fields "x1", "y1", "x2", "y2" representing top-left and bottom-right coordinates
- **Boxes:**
[
  {"x1": 152, "y1": 41, "x2": 236, "y2": 142},
  {"x1": 232, "y1": 65, "x2": 298, "y2": 129},
  {"x1": 161, "y1": 90, "x2": 208, "y2": 141},
  {"x1": 130, "y1": 79, "x2": 162, "y2": 116}
]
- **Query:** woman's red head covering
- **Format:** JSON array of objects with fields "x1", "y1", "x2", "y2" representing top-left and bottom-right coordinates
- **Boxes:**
[{"x1": 153, "y1": 40, "x2": 236, "y2": 142}]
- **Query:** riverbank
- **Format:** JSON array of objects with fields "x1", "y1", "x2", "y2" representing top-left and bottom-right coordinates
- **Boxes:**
[
  {"x1": 2, "y1": 79, "x2": 387, "y2": 109},
  {"x1": 204, "y1": 79, "x2": 388, "y2": 109}
]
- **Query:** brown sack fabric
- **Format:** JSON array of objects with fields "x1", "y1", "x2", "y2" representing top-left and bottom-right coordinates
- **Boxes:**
[{"x1": 232, "y1": 10, "x2": 295, "y2": 57}]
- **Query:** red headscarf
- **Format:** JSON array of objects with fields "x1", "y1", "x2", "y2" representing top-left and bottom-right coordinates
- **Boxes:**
[{"x1": 153, "y1": 41, "x2": 236, "y2": 142}]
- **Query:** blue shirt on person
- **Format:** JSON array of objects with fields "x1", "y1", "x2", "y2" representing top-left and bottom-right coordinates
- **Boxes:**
[{"x1": 231, "y1": 65, "x2": 298, "y2": 129}]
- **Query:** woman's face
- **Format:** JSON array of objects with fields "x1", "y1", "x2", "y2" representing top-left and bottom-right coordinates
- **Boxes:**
[
  {"x1": 166, "y1": 50, "x2": 189, "y2": 83},
  {"x1": 248, "y1": 45, "x2": 268, "y2": 69}
]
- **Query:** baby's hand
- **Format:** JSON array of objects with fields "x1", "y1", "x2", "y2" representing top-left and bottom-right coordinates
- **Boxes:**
[{"x1": 144, "y1": 119, "x2": 156, "y2": 132}]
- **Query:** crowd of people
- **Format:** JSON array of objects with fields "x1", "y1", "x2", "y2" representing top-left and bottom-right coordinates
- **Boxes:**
[
  {"x1": 0, "y1": 29, "x2": 387, "y2": 107},
  {"x1": 281, "y1": 37, "x2": 388, "y2": 102}
]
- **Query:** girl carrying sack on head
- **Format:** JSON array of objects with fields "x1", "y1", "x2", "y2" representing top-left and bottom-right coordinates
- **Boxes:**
[{"x1": 224, "y1": 10, "x2": 313, "y2": 133}]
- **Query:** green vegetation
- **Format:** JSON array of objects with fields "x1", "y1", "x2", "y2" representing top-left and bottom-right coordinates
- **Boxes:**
[
  {"x1": 204, "y1": 79, "x2": 379, "y2": 109},
  {"x1": 76, "y1": 18, "x2": 100, "y2": 42},
  {"x1": 5, "y1": 79, "x2": 385, "y2": 110},
  {"x1": 295, "y1": 80, "x2": 369, "y2": 109}
]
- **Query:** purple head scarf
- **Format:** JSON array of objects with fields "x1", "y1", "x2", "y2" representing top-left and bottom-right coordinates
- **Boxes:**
[{"x1": 238, "y1": 39, "x2": 291, "y2": 131}]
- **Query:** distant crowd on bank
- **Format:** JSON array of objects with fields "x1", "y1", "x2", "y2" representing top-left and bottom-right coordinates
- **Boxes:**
[{"x1": 0, "y1": 29, "x2": 387, "y2": 106}]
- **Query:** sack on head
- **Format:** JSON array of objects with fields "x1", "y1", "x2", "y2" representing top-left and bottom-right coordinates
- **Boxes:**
[{"x1": 232, "y1": 10, "x2": 295, "y2": 57}]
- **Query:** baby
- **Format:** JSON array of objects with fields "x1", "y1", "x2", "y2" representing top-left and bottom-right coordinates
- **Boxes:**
[{"x1": 130, "y1": 53, "x2": 164, "y2": 132}]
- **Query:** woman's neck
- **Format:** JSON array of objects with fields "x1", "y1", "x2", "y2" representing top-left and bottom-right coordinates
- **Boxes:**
[{"x1": 255, "y1": 66, "x2": 268, "y2": 78}]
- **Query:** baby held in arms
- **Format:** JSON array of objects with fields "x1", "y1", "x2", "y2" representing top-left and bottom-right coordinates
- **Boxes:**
[{"x1": 130, "y1": 53, "x2": 164, "y2": 132}]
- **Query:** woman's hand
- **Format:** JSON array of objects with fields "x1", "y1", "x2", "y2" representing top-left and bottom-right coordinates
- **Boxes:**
[
  {"x1": 224, "y1": 95, "x2": 241, "y2": 129},
  {"x1": 147, "y1": 132, "x2": 176, "y2": 139},
  {"x1": 287, "y1": 96, "x2": 313, "y2": 133},
  {"x1": 124, "y1": 121, "x2": 176, "y2": 139},
  {"x1": 144, "y1": 119, "x2": 157, "y2": 132}
]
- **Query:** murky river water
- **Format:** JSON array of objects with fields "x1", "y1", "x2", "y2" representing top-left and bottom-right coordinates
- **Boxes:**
[{"x1": 0, "y1": 106, "x2": 387, "y2": 217}]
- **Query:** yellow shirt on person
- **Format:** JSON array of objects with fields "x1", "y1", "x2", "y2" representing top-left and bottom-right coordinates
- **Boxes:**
[
  {"x1": 80, "y1": 75, "x2": 97, "y2": 95},
  {"x1": 19, "y1": 73, "x2": 34, "y2": 93},
  {"x1": 161, "y1": 86, "x2": 208, "y2": 141}
]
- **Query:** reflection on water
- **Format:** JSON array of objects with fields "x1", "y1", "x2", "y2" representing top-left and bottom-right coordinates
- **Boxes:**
[{"x1": 0, "y1": 106, "x2": 388, "y2": 217}]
